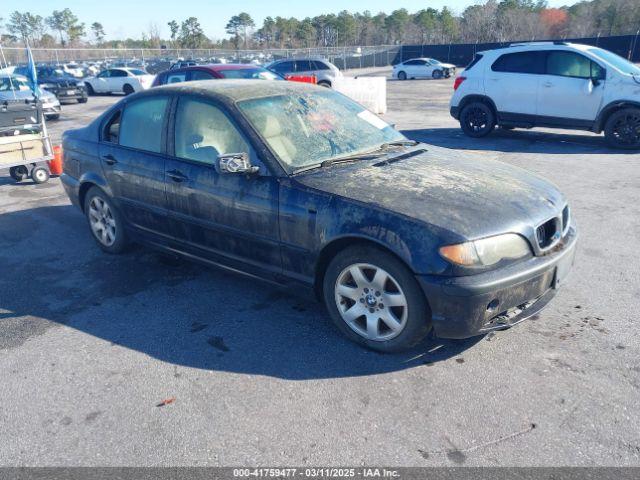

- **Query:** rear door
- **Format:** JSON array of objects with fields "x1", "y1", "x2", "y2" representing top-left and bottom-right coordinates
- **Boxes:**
[
  {"x1": 485, "y1": 51, "x2": 546, "y2": 116},
  {"x1": 163, "y1": 96, "x2": 281, "y2": 276},
  {"x1": 108, "y1": 69, "x2": 128, "y2": 92},
  {"x1": 98, "y1": 95, "x2": 173, "y2": 239},
  {"x1": 294, "y1": 60, "x2": 314, "y2": 76},
  {"x1": 270, "y1": 61, "x2": 295, "y2": 77},
  {"x1": 537, "y1": 50, "x2": 605, "y2": 122}
]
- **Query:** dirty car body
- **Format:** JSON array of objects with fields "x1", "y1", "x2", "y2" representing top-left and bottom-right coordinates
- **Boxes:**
[{"x1": 60, "y1": 80, "x2": 577, "y2": 351}]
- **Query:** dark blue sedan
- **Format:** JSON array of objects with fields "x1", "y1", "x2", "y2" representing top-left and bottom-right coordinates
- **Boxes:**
[{"x1": 60, "y1": 80, "x2": 577, "y2": 352}]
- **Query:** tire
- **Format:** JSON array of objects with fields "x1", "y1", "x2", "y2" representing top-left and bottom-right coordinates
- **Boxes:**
[
  {"x1": 31, "y1": 166, "x2": 50, "y2": 184},
  {"x1": 317, "y1": 80, "x2": 331, "y2": 88},
  {"x1": 432, "y1": 69, "x2": 443, "y2": 79},
  {"x1": 47, "y1": 114, "x2": 60, "y2": 121},
  {"x1": 322, "y1": 245, "x2": 431, "y2": 353},
  {"x1": 85, "y1": 83, "x2": 95, "y2": 95},
  {"x1": 78, "y1": 97, "x2": 88, "y2": 104},
  {"x1": 83, "y1": 187, "x2": 128, "y2": 254},
  {"x1": 459, "y1": 101, "x2": 496, "y2": 138},
  {"x1": 9, "y1": 166, "x2": 28, "y2": 182},
  {"x1": 123, "y1": 84, "x2": 135, "y2": 95},
  {"x1": 604, "y1": 108, "x2": 640, "y2": 149},
  {"x1": 397, "y1": 71, "x2": 407, "y2": 81}
]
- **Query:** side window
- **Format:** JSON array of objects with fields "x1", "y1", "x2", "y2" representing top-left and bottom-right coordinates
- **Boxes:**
[
  {"x1": 174, "y1": 98, "x2": 251, "y2": 165},
  {"x1": 312, "y1": 61, "x2": 330, "y2": 70},
  {"x1": 111, "y1": 69, "x2": 128, "y2": 78},
  {"x1": 591, "y1": 61, "x2": 606, "y2": 80},
  {"x1": 271, "y1": 61, "x2": 294, "y2": 74},
  {"x1": 119, "y1": 96, "x2": 168, "y2": 153},
  {"x1": 405, "y1": 60, "x2": 421, "y2": 66},
  {"x1": 546, "y1": 51, "x2": 592, "y2": 78},
  {"x1": 294, "y1": 60, "x2": 313, "y2": 72},
  {"x1": 98, "y1": 70, "x2": 111, "y2": 78},
  {"x1": 103, "y1": 110, "x2": 121, "y2": 143},
  {"x1": 166, "y1": 72, "x2": 187, "y2": 84},
  {"x1": 190, "y1": 70, "x2": 214, "y2": 81},
  {"x1": 491, "y1": 52, "x2": 545, "y2": 74}
]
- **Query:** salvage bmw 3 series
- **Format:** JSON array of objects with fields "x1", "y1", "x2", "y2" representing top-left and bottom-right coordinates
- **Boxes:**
[{"x1": 60, "y1": 80, "x2": 577, "y2": 352}]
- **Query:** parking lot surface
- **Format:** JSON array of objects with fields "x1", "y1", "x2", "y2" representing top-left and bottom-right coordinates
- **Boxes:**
[{"x1": 1, "y1": 74, "x2": 639, "y2": 466}]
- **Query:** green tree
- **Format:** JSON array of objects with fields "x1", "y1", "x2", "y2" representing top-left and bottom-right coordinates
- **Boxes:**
[
  {"x1": 167, "y1": 20, "x2": 179, "y2": 45},
  {"x1": 91, "y1": 22, "x2": 105, "y2": 44},
  {"x1": 414, "y1": 8, "x2": 439, "y2": 43},
  {"x1": 438, "y1": 7, "x2": 458, "y2": 42},
  {"x1": 226, "y1": 12, "x2": 255, "y2": 50},
  {"x1": 46, "y1": 9, "x2": 84, "y2": 46},
  {"x1": 7, "y1": 11, "x2": 45, "y2": 44},
  {"x1": 179, "y1": 17, "x2": 207, "y2": 48}
]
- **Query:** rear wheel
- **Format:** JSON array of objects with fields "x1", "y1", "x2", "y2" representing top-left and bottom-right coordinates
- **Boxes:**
[
  {"x1": 432, "y1": 69, "x2": 443, "y2": 79},
  {"x1": 604, "y1": 108, "x2": 640, "y2": 149},
  {"x1": 323, "y1": 245, "x2": 431, "y2": 353},
  {"x1": 397, "y1": 71, "x2": 407, "y2": 81},
  {"x1": 84, "y1": 187, "x2": 128, "y2": 254},
  {"x1": 123, "y1": 84, "x2": 135, "y2": 95},
  {"x1": 459, "y1": 101, "x2": 496, "y2": 138},
  {"x1": 9, "y1": 166, "x2": 28, "y2": 182},
  {"x1": 317, "y1": 80, "x2": 331, "y2": 88},
  {"x1": 31, "y1": 166, "x2": 50, "y2": 184}
]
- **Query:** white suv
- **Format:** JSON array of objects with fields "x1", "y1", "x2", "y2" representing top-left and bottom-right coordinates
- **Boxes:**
[{"x1": 450, "y1": 42, "x2": 640, "y2": 149}]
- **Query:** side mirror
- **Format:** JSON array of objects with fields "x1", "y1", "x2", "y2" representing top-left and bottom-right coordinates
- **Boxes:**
[
  {"x1": 217, "y1": 152, "x2": 259, "y2": 175},
  {"x1": 591, "y1": 77, "x2": 601, "y2": 88}
]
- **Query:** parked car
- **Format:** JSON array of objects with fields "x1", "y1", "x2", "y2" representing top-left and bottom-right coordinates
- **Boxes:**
[
  {"x1": 58, "y1": 63, "x2": 85, "y2": 78},
  {"x1": 450, "y1": 41, "x2": 640, "y2": 149},
  {"x1": 266, "y1": 58, "x2": 342, "y2": 87},
  {"x1": 60, "y1": 80, "x2": 576, "y2": 352},
  {"x1": 394, "y1": 58, "x2": 456, "y2": 80},
  {"x1": 84, "y1": 68, "x2": 155, "y2": 95},
  {"x1": 152, "y1": 64, "x2": 282, "y2": 87},
  {"x1": 0, "y1": 75, "x2": 61, "y2": 120},
  {"x1": 14, "y1": 66, "x2": 88, "y2": 103}
]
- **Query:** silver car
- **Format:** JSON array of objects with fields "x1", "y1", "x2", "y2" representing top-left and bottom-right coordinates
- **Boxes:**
[
  {"x1": 266, "y1": 58, "x2": 342, "y2": 87},
  {"x1": 0, "y1": 74, "x2": 61, "y2": 120}
]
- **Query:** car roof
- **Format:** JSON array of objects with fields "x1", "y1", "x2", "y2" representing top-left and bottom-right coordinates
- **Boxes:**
[
  {"x1": 270, "y1": 57, "x2": 328, "y2": 64},
  {"x1": 477, "y1": 42, "x2": 594, "y2": 56},
  {"x1": 167, "y1": 63, "x2": 263, "y2": 74},
  {"x1": 152, "y1": 78, "x2": 321, "y2": 102}
]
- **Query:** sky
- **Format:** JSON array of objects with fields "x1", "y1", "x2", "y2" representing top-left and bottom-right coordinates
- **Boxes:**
[{"x1": 23, "y1": 0, "x2": 581, "y2": 41}]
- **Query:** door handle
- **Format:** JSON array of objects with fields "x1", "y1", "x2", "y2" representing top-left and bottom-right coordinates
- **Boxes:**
[
  {"x1": 543, "y1": 81, "x2": 553, "y2": 88},
  {"x1": 167, "y1": 169, "x2": 188, "y2": 182},
  {"x1": 102, "y1": 154, "x2": 118, "y2": 165}
]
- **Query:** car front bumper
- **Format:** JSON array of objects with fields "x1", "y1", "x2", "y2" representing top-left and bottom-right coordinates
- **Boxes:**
[
  {"x1": 43, "y1": 104, "x2": 61, "y2": 117},
  {"x1": 417, "y1": 227, "x2": 578, "y2": 339}
]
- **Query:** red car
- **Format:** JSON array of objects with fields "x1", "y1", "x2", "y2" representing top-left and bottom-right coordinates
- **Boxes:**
[{"x1": 152, "y1": 64, "x2": 282, "y2": 87}]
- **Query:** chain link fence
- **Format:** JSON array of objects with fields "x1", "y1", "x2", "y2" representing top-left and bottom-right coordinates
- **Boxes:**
[{"x1": 0, "y1": 45, "x2": 401, "y2": 74}]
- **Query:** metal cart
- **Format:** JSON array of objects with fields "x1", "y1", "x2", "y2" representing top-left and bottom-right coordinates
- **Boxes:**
[{"x1": 0, "y1": 98, "x2": 54, "y2": 184}]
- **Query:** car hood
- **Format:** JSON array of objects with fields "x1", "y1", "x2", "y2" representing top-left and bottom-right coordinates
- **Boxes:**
[
  {"x1": 295, "y1": 145, "x2": 566, "y2": 240},
  {"x1": 41, "y1": 77, "x2": 79, "y2": 85},
  {"x1": 0, "y1": 89, "x2": 56, "y2": 102}
]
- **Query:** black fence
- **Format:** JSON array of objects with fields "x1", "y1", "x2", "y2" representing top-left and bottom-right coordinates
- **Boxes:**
[{"x1": 397, "y1": 34, "x2": 640, "y2": 67}]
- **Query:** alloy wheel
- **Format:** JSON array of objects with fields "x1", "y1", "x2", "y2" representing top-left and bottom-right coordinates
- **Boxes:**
[
  {"x1": 466, "y1": 107, "x2": 488, "y2": 132},
  {"x1": 611, "y1": 112, "x2": 640, "y2": 146},
  {"x1": 88, "y1": 197, "x2": 117, "y2": 247},
  {"x1": 334, "y1": 263, "x2": 408, "y2": 341}
]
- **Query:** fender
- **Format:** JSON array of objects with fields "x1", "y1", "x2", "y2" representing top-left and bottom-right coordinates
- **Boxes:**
[{"x1": 595, "y1": 100, "x2": 640, "y2": 132}]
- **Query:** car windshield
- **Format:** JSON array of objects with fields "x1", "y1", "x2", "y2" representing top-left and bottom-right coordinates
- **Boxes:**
[
  {"x1": 237, "y1": 90, "x2": 405, "y2": 172},
  {"x1": 219, "y1": 68, "x2": 281, "y2": 80},
  {"x1": 0, "y1": 76, "x2": 30, "y2": 92},
  {"x1": 588, "y1": 47, "x2": 640, "y2": 75}
]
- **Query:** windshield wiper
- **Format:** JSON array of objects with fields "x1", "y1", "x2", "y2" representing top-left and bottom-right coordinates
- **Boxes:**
[{"x1": 380, "y1": 139, "x2": 419, "y2": 149}]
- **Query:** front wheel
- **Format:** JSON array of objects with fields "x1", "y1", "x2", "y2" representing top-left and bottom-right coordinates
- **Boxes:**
[
  {"x1": 432, "y1": 69, "x2": 443, "y2": 79},
  {"x1": 84, "y1": 187, "x2": 128, "y2": 254},
  {"x1": 459, "y1": 101, "x2": 496, "y2": 138},
  {"x1": 397, "y1": 71, "x2": 407, "y2": 81},
  {"x1": 604, "y1": 108, "x2": 640, "y2": 149},
  {"x1": 31, "y1": 166, "x2": 50, "y2": 184},
  {"x1": 85, "y1": 83, "x2": 95, "y2": 95},
  {"x1": 123, "y1": 84, "x2": 135, "y2": 95},
  {"x1": 323, "y1": 246, "x2": 431, "y2": 352},
  {"x1": 78, "y1": 97, "x2": 88, "y2": 104}
]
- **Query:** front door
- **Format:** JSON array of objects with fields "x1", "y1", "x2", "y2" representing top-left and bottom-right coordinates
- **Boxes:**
[
  {"x1": 536, "y1": 50, "x2": 605, "y2": 122},
  {"x1": 164, "y1": 96, "x2": 281, "y2": 277},
  {"x1": 98, "y1": 95, "x2": 173, "y2": 239}
]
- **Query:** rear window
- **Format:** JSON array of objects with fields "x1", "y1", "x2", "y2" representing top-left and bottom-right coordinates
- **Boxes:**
[
  {"x1": 312, "y1": 61, "x2": 330, "y2": 71},
  {"x1": 465, "y1": 54, "x2": 483, "y2": 71},
  {"x1": 492, "y1": 51, "x2": 545, "y2": 74}
]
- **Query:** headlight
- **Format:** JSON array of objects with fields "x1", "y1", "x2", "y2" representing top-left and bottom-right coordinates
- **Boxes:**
[{"x1": 439, "y1": 233, "x2": 531, "y2": 267}]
